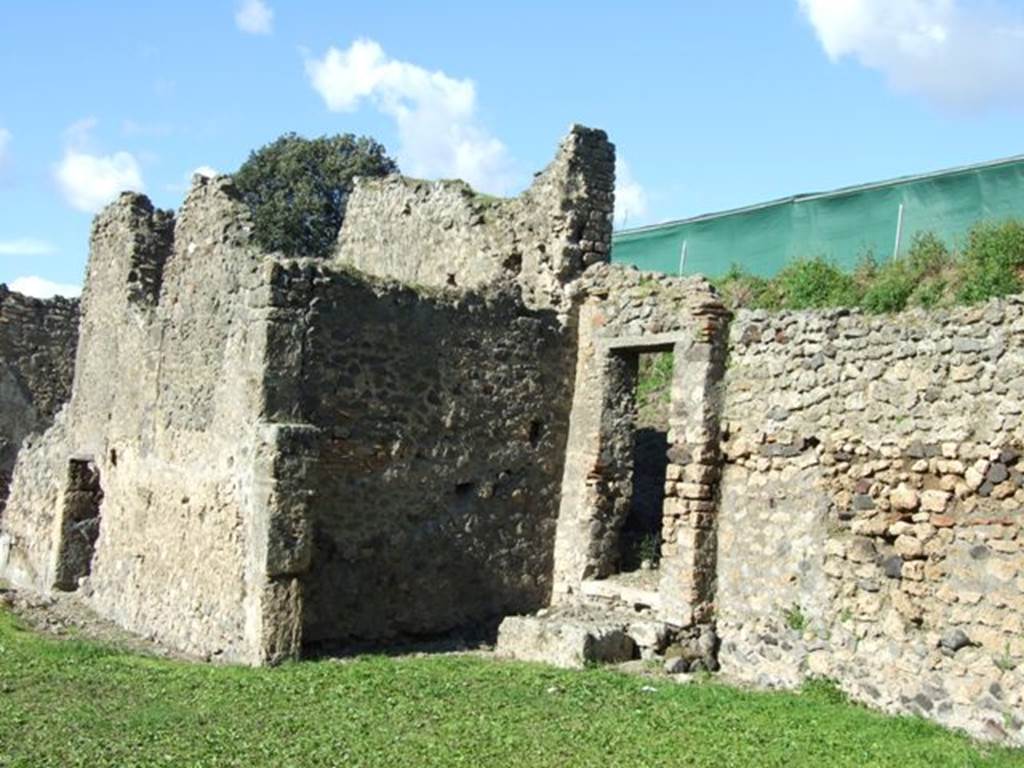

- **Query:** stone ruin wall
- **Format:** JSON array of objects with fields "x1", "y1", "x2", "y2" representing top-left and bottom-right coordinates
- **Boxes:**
[
  {"x1": 0, "y1": 116, "x2": 1019, "y2": 745},
  {"x1": 551, "y1": 264, "x2": 729, "y2": 628},
  {"x1": 0, "y1": 287, "x2": 78, "y2": 511},
  {"x1": 0, "y1": 125, "x2": 617, "y2": 664},
  {"x1": 717, "y1": 299, "x2": 1024, "y2": 744},
  {"x1": 257, "y1": 127, "x2": 616, "y2": 649},
  {"x1": 262, "y1": 262, "x2": 577, "y2": 648},
  {"x1": 0, "y1": 180, "x2": 280, "y2": 662},
  {"x1": 336, "y1": 126, "x2": 615, "y2": 315}
]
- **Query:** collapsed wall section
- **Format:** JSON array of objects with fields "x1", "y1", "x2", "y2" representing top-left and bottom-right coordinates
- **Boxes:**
[
  {"x1": 0, "y1": 287, "x2": 78, "y2": 510},
  {"x1": 263, "y1": 260, "x2": 576, "y2": 647},
  {"x1": 718, "y1": 299, "x2": 1024, "y2": 745},
  {"x1": 335, "y1": 125, "x2": 615, "y2": 314}
]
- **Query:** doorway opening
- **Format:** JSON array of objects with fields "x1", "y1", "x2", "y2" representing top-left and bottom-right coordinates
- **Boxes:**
[
  {"x1": 618, "y1": 350, "x2": 672, "y2": 574},
  {"x1": 53, "y1": 457, "x2": 104, "y2": 591}
]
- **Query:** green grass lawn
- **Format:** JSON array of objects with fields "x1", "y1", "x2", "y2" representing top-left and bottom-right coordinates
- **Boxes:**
[{"x1": 0, "y1": 609, "x2": 1020, "y2": 768}]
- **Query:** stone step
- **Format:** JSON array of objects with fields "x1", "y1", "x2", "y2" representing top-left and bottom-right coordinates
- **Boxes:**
[
  {"x1": 579, "y1": 578, "x2": 661, "y2": 611},
  {"x1": 496, "y1": 606, "x2": 673, "y2": 669}
]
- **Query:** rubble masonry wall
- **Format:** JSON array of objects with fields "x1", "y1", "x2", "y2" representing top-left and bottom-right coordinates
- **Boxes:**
[
  {"x1": 266, "y1": 261, "x2": 576, "y2": 646},
  {"x1": 335, "y1": 125, "x2": 615, "y2": 315},
  {"x1": 0, "y1": 287, "x2": 78, "y2": 510},
  {"x1": 718, "y1": 299, "x2": 1024, "y2": 744}
]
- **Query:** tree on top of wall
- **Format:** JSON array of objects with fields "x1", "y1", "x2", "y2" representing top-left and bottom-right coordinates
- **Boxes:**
[{"x1": 234, "y1": 133, "x2": 399, "y2": 259}]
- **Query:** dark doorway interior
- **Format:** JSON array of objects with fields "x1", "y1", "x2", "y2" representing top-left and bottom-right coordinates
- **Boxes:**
[
  {"x1": 53, "y1": 458, "x2": 104, "y2": 591},
  {"x1": 617, "y1": 350, "x2": 672, "y2": 573}
]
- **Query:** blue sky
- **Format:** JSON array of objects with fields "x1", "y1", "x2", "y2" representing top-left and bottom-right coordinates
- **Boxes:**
[{"x1": 2, "y1": 0, "x2": 1024, "y2": 296}]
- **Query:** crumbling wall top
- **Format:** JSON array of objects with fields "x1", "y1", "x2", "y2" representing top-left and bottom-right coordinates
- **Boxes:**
[{"x1": 334, "y1": 125, "x2": 615, "y2": 315}]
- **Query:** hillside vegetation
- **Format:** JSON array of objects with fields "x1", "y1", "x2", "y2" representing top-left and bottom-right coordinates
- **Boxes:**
[{"x1": 715, "y1": 219, "x2": 1024, "y2": 313}]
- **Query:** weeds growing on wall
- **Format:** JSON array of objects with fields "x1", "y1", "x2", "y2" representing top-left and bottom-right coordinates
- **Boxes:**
[{"x1": 715, "y1": 219, "x2": 1024, "y2": 313}]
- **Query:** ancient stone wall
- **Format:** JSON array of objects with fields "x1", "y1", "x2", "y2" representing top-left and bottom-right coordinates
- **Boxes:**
[
  {"x1": 1, "y1": 125, "x2": 617, "y2": 665},
  {"x1": 0, "y1": 181, "x2": 283, "y2": 663},
  {"x1": 717, "y1": 299, "x2": 1024, "y2": 745},
  {"x1": 261, "y1": 260, "x2": 576, "y2": 647},
  {"x1": 0, "y1": 287, "x2": 78, "y2": 509},
  {"x1": 551, "y1": 264, "x2": 729, "y2": 627},
  {"x1": 335, "y1": 125, "x2": 615, "y2": 315}
]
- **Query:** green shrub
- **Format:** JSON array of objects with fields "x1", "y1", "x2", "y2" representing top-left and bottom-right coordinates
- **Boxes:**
[
  {"x1": 861, "y1": 262, "x2": 916, "y2": 313},
  {"x1": 234, "y1": 133, "x2": 398, "y2": 259},
  {"x1": 774, "y1": 257, "x2": 861, "y2": 310},
  {"x1": 710, "y1": 221, "x2": 1024, "y2": 313},
  {"x1": 957, "y1": 220, "x2": 1024, "y2": 303},
  {"x1": 636, "y1": 351, "x2": 674, "y2": 418},
  {"x1": 905, "y1": 231, "x2": 953, "y2": 275},
  {"x1": 910, "y1": 277, "x2": 949, "y2": 309},
  {"x1": 716, "y1": 264, "x2": 781, "y2": 310}
]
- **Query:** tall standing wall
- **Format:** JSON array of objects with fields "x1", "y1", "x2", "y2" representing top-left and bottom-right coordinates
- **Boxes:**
[
  {"x1": 0, "y1": 124, "x2": 618, "y2": 664},
  {"x1": 263, "y1": 263, "x2": 576, "y2": 646},
  {"x1": 269, "y1": 126, "x2": 618, "y2": 648},
  {"x1": 0, "y1": 182, "x2": 291, "y2": 664}
]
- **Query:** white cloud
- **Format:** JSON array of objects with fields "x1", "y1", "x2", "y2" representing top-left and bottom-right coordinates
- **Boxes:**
[
  {"x1": 798, "y1": 0, "x2": 1024, "y2": 109},
  {"x1": 614, "y1": 158, "x2": 649, "y2": 229},
  {"x1": 0, "y1": 127, "x2": 10, "y2": 164},
  {"x1": 165, "y1": 166, "x2": 218, "y2": 194},
  {"x1": 54, "y1": 119, "x2": 145, "y2": 213},
  {"x1": 8, "y1": 276, "x2": 80, "y2": 299},
  {"x1": 56, "y1": 150, "x2": 144, "y2": 213},
  {"x1": 0, "y1": 238, "x2": 56, "y2": 256},
  {"x1": 236, "y1": 0, "x2": 273, "y2": 35},
  {"x1": 305, "y1": 39, "x2": 513, "y2": 194}
]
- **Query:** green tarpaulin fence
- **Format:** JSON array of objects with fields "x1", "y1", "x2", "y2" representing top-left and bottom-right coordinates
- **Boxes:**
[{"x1": 611, "y1": 155, "x2": 1024, "y2": 279}]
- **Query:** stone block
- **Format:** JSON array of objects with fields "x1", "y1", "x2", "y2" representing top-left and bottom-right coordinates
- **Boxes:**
[
  {"x1": 920, "y1": 489, "x2": 950, "y2": 513},
  {"x1": 496, "y1": 614, "x2": 636, "y2": 669},
  {"x1": 894, "y1": 535, "x2": 925, "y2": 560},
  {"x1": 890, "y1": 484, "x2": 920, "y2": 511}
]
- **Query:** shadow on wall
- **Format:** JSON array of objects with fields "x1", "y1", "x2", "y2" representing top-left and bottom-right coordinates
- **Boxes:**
[{"x1": 293, "y1": 273, "x2": 577, "y2": 649}]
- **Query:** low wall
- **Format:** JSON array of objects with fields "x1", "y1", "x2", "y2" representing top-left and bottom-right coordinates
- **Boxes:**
[
  {"x1": 717, "y1": 299, "x2": 1024, "y2": 744},
  {"x1": 0, "y1": 287, "x2": 78, "y2": 510}
]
